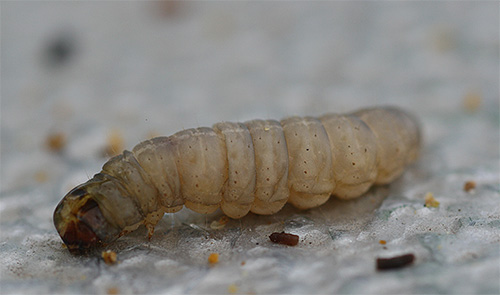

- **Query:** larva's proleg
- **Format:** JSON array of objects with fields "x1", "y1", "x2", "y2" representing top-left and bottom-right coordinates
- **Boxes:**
[{"x1": 53, "y1": 106, "x2": 421, "y2": 252}]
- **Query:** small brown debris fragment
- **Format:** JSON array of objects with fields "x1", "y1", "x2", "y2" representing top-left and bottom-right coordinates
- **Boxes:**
[
  {"x1": 208, "y1": 253, "x2": 219, "y2": 264},
  {"x1": 46, "y1": 132, "x2": 66, "y2": 152},
  {"x1": 107, "y1": 287, "x2": 119, "y2": 295},
  {"x1": 269, "y1": 232, "x2": 299, "y2": 246},
  {"x1": 376, "y1": 253, "x2": 415, "y2": 270},
  {"x1": 101, "y1": 250, "x2": 117, "y2": 265},
  {"x1": 424, "y1": 192, "x2": 440, "y2": 208},
  {"x1": 228, "y1": 284, "x2": 238, "y2": 294},
  {"x1": 156, "y1": 0, "x2": 183, "y2": 18},
  {"x1": 464, "y1": 181, "x2": 476, "y2": 192},
  {"x1": 219, "y1": 215, "x2": 229, "y2": 224},
  {"x1": 35, "y1": 170, "x2": 49, "y2": 183},
  {"x1": 463, "y1": 91, "x2": 482, "y2": 112},
  {"x1": 103, "y1": 129, "x2": 124, "y2": 157},
  {"x1": 379, "y1": 240, "x2": 387, "y2": 245},
  {"x1": 430, "y1": 25, "x2": 456, "y2": 53}
]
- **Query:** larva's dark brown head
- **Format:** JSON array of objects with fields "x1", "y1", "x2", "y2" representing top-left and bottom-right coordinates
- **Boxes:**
[{"x1": 53, "y1": 183, "x2": 120, "y2": 253}]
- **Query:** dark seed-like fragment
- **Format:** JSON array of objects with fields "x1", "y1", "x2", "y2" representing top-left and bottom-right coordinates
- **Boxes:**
[
  {"x1": 376, "y1": 253, "x2": 415, "y2": 270},
  {"x1": 269, "y1": 232, "x2": 299, "y2": 246}
]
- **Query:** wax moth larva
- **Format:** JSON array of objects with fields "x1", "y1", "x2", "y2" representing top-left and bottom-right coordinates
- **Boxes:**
[{"x1": 54, "y1": 106, "x2": 421, "y2": 252}]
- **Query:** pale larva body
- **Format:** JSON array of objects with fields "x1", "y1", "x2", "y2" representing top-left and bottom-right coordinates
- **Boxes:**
[{"x1": 54, "y1": 106, "x2": 421, "y2": 251}]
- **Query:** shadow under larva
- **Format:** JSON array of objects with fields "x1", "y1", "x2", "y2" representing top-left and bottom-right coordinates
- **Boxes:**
[{"x1": 53, "y1": 105, "x2": 421, "y2": 253}]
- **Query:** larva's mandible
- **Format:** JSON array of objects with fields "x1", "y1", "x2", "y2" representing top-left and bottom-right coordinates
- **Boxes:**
[{"x1": 54, "y1": 106, "x2": 421, "y2": 252}]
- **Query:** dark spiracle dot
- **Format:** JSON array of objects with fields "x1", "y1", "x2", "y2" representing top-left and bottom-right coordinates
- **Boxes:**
[{"x1": 44, "y1": 32, "x2": 77, "y2": 67}]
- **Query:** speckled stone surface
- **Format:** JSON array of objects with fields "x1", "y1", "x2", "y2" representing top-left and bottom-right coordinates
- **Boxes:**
[{"x1": 1, "y1": 2, "x2": 499, "y2": 294}]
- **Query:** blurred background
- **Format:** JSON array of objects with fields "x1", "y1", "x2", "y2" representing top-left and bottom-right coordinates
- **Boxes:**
[{"x1": 1, "y1": 2, "x2": 499, "y2": 294}]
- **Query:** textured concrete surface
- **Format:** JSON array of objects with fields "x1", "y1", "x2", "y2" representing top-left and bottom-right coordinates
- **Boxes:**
[{"x1": 1, "y1": 2, "x2": 499, "y2": 294}]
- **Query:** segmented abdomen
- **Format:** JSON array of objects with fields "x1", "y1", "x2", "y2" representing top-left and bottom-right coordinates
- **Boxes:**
[{"x1": 103, "y1": 106, "x2": 421, "y2": 222}]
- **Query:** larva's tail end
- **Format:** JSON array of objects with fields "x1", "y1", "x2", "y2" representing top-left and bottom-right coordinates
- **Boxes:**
[{"x1": 53, "y1": 186, "x2": 118, "y2": 253}]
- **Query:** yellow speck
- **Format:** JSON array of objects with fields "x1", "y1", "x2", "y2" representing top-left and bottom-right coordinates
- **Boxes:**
[
  {"x1": 463, "y1": 90, "x2": 482, "y2": 112},
  {"x1": 424, "y1": 192, "x2": 440, "y2": 208},
  {"x1": 35, "y1": 170, "x2": 48, "y2": 183},
  {"x1": 379, "y1": 240, "x2": 387, "y2": 245},
  {"x1": 464, "y1": 180, "x2": 476, "y2": 192},
  {"x1": 101, "y1": 250, "x2": 117, "y2": 265},
  {"x1": 46, "y1": 132, "x2": 66, "y2": 152},
  {"x1": 228, "y1": 284, "x2": 238, "y2": 294},
  {"x1": 264, "y1": 127, "x2": 270, "y2": 131},
  {"x1": 208, "y1": 253, "x2": 219, "y2": 264},
  {"x1": 431, "y1": 26, "x2": 456, "y2": 53},
  {"x1": 107, "y1": 287, "x2": 119, "y2": 295}
]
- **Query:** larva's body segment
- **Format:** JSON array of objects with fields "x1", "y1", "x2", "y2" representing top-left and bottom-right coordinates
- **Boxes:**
[
  {"x1": 212, "y1": 122, "x2": 256, "y2": 219},
  {"x1": 54, "y1": 106, "x2": 421, "y2": 252},
  {"x1": 132, "y1": 137, "x2": 183, "y2": 213},
  {"x1": 244, "y1": 120, "x2": 289, "y2": 215},
  {"x1": 319, "y1": 114, "x2": 378, "y2": 199},
  {"x1": 281, "y1": 116, "x2": 334, "y2": 209},
  {"x1": 170, "y1": 127, "x2": 227, "y2": 214},
  {"x1": 352, "y1": 107, "x2": 420, "y2": 184},
  {"x1": 102, "y1": 151, "x2": 158, "y2": 215}
]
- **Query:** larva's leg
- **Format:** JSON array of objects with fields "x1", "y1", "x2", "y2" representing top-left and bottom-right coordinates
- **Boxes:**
[
  {"x1": 281, "y1": 116, "x2": 335, "y2": 209},
  {"x1": 213, "y1": 122, "x2": 256, "y2": 219},
  {"x1": 170, "y1": 128, "x2": 227, "y2": 214},
  {"x1": 353, "y1": 107, "x2": 420, "y2": 184},
  {"x1": 320, "y1": 114, "x2": 378, "y2": 199},
  {"x1": 144, "y1": 209, "x2": 166, "y2": 239},
  {"x1": 245, "y1": 120, "x2": 289, "y2": 215}
]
